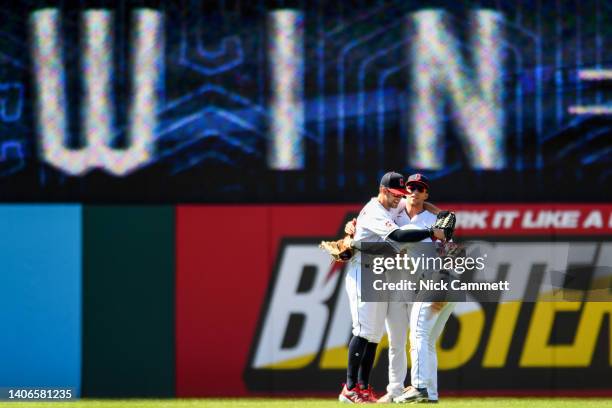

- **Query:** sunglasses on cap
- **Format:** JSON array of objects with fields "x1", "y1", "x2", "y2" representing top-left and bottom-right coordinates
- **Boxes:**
[
  {"x1": 384, "y1": 188, "x2": 405, "y2": 198},
  {"x1": 406, "y1": 184, "x2": 426, "y2": 193}
]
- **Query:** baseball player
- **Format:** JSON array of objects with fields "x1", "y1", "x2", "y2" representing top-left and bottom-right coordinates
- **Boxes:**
[
  {"x1": 393, "y1": 174, "x2": 456, "y2": 404},
  {"x1": 343, "y1": 181, "x2": 444, "y2": 403},
  {"x1": 339, "y1": 172, "x2": 447, "y2": 404},
  {"x1": 376, "y1": 173, "x2": 443, "y2": 403}
]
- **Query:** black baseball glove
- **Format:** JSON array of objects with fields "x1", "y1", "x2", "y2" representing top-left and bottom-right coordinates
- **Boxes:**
[{"x1": 432, "y1": 211, "x2": 456, "y2": 241}]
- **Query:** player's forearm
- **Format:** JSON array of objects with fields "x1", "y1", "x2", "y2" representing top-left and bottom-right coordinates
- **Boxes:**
[
  {"x1": 423, "y1": 201, "x2": 442, "y2": 215},
  {"x1": 387, "y1": 228, "x2": 431, "y2": 242},
  {"x1": 349, "y1": 240, "x2": 394, "y2": 253}
]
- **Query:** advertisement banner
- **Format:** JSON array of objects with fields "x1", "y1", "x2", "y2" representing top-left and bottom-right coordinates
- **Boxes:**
[{"x1": 176, "y1": 204, "x2": 612, "y2": 397}]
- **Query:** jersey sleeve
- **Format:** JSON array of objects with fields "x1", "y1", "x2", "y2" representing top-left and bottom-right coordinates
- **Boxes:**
[{"x1": 361, "y1": 211, "x2": 400, "y2": 240}]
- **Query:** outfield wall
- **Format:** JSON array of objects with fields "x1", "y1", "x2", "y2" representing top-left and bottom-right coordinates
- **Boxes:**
[
  {"x1": 0, "y1": 206, "x2": 81, "y2": 394},
  {"x1": 0, "y1": 204, "x2": 611, "y2": 397}
]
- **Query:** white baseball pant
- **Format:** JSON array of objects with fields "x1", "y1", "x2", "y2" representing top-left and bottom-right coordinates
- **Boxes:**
[
  {"x1": 385, "y1": 301, "x2": 412, "y2": 396},
  {"x1": 409, "y1": 301, "x2": 455, "y2": 401},
  {"x1": 345, "y1": 262, "x2": 388, "y2": 343}
]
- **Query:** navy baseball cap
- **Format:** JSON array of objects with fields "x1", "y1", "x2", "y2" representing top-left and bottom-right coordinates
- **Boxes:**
[
  {"x1": 380, "y1": 172, "x2": 408, "y2": 195},
  {"x1": 407, "y1": 173, "x2": 430, "y2": 190}
]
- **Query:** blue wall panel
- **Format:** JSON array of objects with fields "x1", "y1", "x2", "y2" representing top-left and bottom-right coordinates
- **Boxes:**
[{"x1": 0, "y1": 205, "x2": 81, "y2": 394}]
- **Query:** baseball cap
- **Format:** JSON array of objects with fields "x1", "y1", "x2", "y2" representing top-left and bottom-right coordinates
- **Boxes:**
[
  {"x1": 406, "y1": 173, "x2": 430, "y2": 190},
  {"x1": 380, "y1": 171, "x2": 408, "y2": 195}
]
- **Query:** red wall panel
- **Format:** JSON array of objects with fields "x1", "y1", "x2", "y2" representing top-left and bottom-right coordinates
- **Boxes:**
[{"x1": 176, "y1": 205, "x2": 359, "y2": 396}]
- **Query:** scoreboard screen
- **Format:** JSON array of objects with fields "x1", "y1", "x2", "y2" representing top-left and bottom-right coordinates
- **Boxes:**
[{"x1": 0, "y1": 0, "x2": 609, "y2": 202}]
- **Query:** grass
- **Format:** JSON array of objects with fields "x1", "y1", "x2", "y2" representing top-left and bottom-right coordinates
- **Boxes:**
[{"x1": 1, "y1": 398, "x2": 612, "y2": 408}]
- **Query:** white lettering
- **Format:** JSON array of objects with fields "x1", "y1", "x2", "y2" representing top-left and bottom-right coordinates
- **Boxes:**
[
  {"x1": 492, "y1": 210, "x2": 520, "y2": 228},
  {"x1": 31, "y1": 9, "x2": 163, "y2": 175},
  {"x1": 408, "y1": 10, "x2": 504, "y2": 169},
  {"x1": 582, "y1": 211, "x2": 603, "y2": 228},
  {"x1": 456, "y1": 211, "x2": 488, "y2": 229}
]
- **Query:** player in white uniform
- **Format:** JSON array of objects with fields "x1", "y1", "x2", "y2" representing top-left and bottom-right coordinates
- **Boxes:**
[
  {"x1": 393, "y1": 174, "x2": 456, "y2": 404},
  {"x1": 378, "y1": 174, "x2": 440, "y2": 403},
  {"x1": 339, "y1": 172, "x2": 446, "y2": 404}
]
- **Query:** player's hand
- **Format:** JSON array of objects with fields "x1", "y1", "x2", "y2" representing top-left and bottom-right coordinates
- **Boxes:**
[
  {"x1": 432, "y1": 228, "x2": 446, "y2": 240},
  {"x1": 344, "y1": 218, "x2": 357, "y2": 236},
  {"x1": 342, "y1": 235, "x2": 354, "y2": 249},
  {"x1": 431, "y1": 301, "x2": 447, "y2": 312}
]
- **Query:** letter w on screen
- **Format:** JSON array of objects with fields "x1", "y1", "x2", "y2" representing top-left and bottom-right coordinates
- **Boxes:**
[{"x1": 31, "y1": 9, "x2": 163, "y2": 176}]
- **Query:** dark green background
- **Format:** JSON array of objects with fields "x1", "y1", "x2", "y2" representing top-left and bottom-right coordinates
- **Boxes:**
[{"x1": 82, "y1": 206, "x2": 175, "y2": 397}]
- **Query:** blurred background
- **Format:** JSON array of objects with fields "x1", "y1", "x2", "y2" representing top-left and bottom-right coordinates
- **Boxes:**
[{"x1": 0, "y1": 0, "x2": 610, "y2": 399}]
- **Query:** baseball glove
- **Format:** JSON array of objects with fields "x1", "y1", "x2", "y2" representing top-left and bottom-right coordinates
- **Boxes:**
[
  {"x1": 433, "y1": 211, "x2": 456, "y2": 241},
  {"x1": 319, "y1": 236, "x2": 354, "y2": 262}
]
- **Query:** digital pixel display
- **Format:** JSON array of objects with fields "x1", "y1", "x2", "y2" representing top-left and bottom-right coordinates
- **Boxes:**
[{"x1": 0, "y1": 0, "x2": 609, "y2": 202}]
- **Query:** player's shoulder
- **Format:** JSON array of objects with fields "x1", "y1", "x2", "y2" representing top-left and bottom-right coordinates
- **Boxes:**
[
  {"x1": 359, "y1": 198, "x2": 382, "y2": 215},
  {"x1": 358, "y1": 198, "x2": 392, "y2": 224}
]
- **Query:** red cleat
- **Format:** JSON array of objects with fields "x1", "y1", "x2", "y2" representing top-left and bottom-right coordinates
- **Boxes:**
[
  {"x1": 339, "y1": 384, "x2": 366, "y2": 404},
  {"x1": 359, "y1": 384, "x2": 380, "y2": 403}
]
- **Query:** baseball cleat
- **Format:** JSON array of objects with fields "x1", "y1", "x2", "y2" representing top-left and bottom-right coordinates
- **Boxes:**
[
  {"x1": 393, "y1": 386, "x2": 429, "y2": 403},
  {"x1": 376, "y1": 392, "x2": 399, "y2": 403},
  {"x1": 339, "y1": 384, "x2": 366, "y2": 404},
  {"x1": 359, "y1": 384, "x2": 380, "y2": 403}
]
